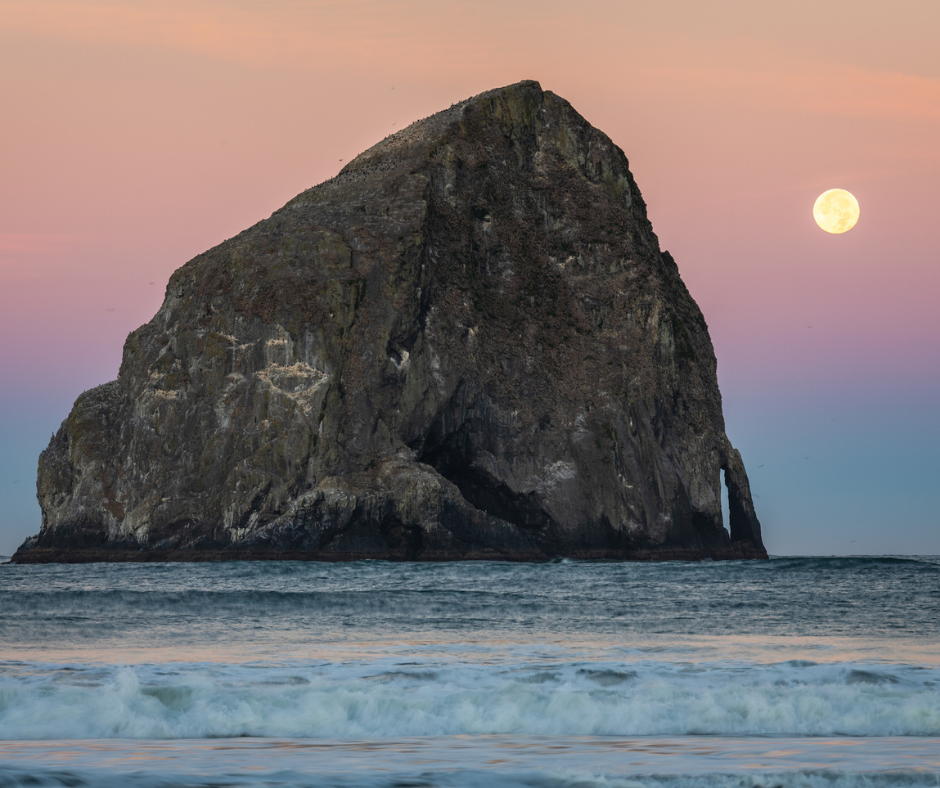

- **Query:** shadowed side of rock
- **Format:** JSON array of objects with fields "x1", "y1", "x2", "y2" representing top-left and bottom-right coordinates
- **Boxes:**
[{"x1": 13, "y1": 80, "x2": 766, "y2": 563}]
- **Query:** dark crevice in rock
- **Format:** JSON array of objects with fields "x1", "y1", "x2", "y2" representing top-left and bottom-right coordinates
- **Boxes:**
[{"x1": 425, "y1": 447, "x2": 550, "y2": 533}]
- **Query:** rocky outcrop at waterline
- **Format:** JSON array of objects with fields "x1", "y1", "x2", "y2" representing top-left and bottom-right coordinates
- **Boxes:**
[{"x1": 13, "y1": 80, "x2": 766, "y2": 563}]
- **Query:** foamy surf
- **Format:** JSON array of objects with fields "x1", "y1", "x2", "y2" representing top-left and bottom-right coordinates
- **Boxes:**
[{"x1": 1, "y1": 657, "x2": 938, "y2": 739}]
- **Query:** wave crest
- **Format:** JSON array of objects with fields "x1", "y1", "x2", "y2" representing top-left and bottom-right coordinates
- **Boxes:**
[{"x1": 1, "y1": 659, "x2": 938, "y2": 740}]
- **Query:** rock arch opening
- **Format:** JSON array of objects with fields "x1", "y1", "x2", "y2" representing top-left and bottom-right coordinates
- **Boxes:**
[{"x1": 720, "y1": 468, "x2": 731, "y2": 537}]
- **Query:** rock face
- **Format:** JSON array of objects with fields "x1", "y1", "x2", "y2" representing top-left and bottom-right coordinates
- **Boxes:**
[{"x1": 14, "y1": 81, "x2": 766, "y2": 563}]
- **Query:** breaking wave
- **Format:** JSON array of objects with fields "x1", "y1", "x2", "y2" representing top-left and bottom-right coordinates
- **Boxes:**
[{"x1": 1, "y1": 657, "x2": 938, "y2": 740}]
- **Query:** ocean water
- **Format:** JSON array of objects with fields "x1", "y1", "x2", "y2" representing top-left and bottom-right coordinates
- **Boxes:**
[{"x1": 0, "y1": 556, "x2": 938, "y2": 786}]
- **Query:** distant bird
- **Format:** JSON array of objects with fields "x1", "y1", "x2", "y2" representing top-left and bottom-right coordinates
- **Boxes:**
[
  {"x1": 105, "y1": 308, "x2": 115, "y2": 312},
  {"x1": 850, "y1": 540, "x2": 858, "y2": 543},
  {"x1": 12, "y1": 480, "x2": 20, "y2": 484},
  {"x1": 339, "y1": 159, "x2": 343, "y2": 161},
  {"x1": 149, "y1": 281, "x2": 154, "y2": 285},
  {"x1": 758, "y1": 464, "x2": 764, "y2": 468}
]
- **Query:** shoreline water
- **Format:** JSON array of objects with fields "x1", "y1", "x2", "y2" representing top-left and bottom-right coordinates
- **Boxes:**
[
  {"x1": 2, "y1": 557, "x2": 938, "y2": 784},
  {"x1": 2, "y1": 736, "x2": 940, "y2": 788}
]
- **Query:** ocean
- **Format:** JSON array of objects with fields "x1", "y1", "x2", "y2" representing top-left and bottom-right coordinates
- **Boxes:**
[{"x1": 1, "y1": 556, "x2": 938, "y2": 786}]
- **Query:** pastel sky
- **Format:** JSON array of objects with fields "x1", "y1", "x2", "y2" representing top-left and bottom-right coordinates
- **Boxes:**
[{"x1": 1, "y1": 0, "x2": 938, "y2": 556}]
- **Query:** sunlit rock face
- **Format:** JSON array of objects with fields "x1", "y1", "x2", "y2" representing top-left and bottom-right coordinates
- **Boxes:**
[{"x1": 15, "y1": 81, "x2": 765, "y2": 563}]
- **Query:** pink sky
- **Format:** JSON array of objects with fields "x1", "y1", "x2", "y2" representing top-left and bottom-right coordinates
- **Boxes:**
[{"x1": 1, "y1": 0, "x2": 938, "y2": 554}]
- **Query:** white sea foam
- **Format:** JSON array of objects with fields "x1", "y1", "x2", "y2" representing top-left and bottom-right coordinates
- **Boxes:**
[{"x1": 1, "y1": 658, "x2": 938, "y2": 740}]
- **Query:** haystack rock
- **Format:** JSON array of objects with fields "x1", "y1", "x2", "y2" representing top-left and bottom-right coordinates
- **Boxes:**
[{"x1": 14, "y1": 81, "x2": 766, "y2": 563}]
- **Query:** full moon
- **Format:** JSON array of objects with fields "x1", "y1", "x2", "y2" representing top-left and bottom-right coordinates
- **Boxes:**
[{"x1": 813, "y1": 188, "x2": 859, "y2": 234}]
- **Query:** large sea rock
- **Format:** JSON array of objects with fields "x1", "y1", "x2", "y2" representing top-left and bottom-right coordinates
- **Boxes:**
[{"x1": 14, "y1": 81, "x2": 766, "y2": 563}]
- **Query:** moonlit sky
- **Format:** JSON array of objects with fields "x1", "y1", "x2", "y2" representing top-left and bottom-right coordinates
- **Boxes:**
[{"x1": 1, "y1": 0, "x2": 938, "y2": 556}]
